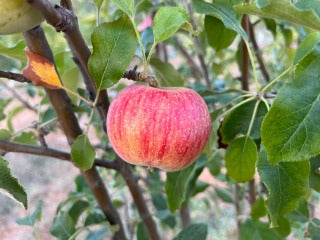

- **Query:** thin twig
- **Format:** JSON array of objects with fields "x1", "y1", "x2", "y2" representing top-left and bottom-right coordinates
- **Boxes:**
[
  {"x1": 249, "y1": 21, "x2": 270, "y2": 82},
  {"x1": 241, "y1": 6, "x2": 256, "y2": 207},
  {"x1": 0, "y1": 139, "x2": 118, "y2": 169},
  {"x1": 23, "y1": 26, "x2": 127, "y2": 240},
  {"x1": 0, "y1": 71, "x2": 29, "y2": 83},
  {"x1": 235, "y1": 184, "x2": 241, "y2": 240},
  {"x1": 180, "y1": 203, "x2": 191, "y2": 228},
  {"x1": 0, "y1": 80, "x2": 36, "y2": 112},
  {"x1": 26, "y1": 2, "x2": 161, "y2": 239},
  {"x1": 175, "y1": 37, "x2": 203, "y2": 79},
  {"x1": 187, "y1": 3, "x2": 211, "y2": 88}
]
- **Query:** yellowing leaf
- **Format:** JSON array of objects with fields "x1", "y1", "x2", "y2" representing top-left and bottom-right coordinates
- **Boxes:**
[{"x1": 23, "y1": 49, "x2": 62, "y2": 89}]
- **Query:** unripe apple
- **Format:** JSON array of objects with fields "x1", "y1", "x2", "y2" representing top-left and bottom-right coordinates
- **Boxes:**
[
  {"x1": 0, "y1": 0, "x2": 43, "y2": 35},
  {"x1": 107, "y1": 84, "x2": 211, "y2": 171}
]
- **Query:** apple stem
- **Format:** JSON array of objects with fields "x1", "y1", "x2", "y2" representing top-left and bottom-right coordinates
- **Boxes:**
[
  {"x1": 124, "y1": 68, "x2": 160, "y2": 88},
  {"x1": 140, "y1": 75, "x2": 159, "y2": 88}
]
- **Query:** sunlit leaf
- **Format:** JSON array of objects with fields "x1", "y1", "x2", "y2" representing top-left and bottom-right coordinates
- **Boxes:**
[
  {"x1": 23, "y1": 49, "x2": 63, "y2": 89},
  {"x1": 0, "y1": 156, "x2": 27, "y2": 209}
]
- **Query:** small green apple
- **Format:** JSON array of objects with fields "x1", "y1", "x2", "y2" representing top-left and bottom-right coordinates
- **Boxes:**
[{"x1": 0, "y1": 0, "x2": 44, "y2": 35}]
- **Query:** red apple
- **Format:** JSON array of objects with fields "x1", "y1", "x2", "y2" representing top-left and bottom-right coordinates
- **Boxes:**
[{"x1": 107, "y1": 84, "x2": 211, "y2": 171}]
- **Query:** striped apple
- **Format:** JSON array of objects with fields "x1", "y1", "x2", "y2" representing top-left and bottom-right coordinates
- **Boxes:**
[{"x1": 107, "y1": 84, "x2": 211, "y2": 171}]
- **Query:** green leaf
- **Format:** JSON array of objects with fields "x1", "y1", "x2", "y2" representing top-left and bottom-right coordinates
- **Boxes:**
[
  {"x1": 192, "y1": 0, "x2": 248, "y2": 41},
  {"x1": 308, "y1": 218, "x2": 320, "y2": 240},
  {"x1": 16, "y1": 200, "x2": 43, "y2": 226},
  {"x1": 50, "y1": 212, "x2": 76, "y2": 240},
  {"x1": 261, "y1": 56, "x2": 320, "y2": 164},
  {"x1": 240, "y1": 220, "x2": 282, "y2": 240},
  {"x1": 207, "y1": 149, "x2": 224, "y2": 176},
  {"x1": 137, "y1": 222, "x2": 149, "y2": 240},
  {"x1": 294, "y1": 0, "x2": 320, "y2": 19},
  {"x1": 165, "y1": 163, "x2": 195, "y2": 212},
  {"x1": 286, "y1": 199, "x2": 309, "y2": 222},
  {"x1": 192, "y1": 181, "x2": 209, "y2": 197},
  {"x1": 68, "y1": 200, "x2": 90, "y2": 222},
  {"x1": 258, "y1": 147, "x2": 310, "y2": 227},
  {"x1": 293, "y1": 32, "x2": 320, "y2": 65},
  {"x1": 0, "y1": 156, "x2": 27, "y2": 209},
  {"x1": 185, "y1": 155, "x2": 206, "y2": 200},
  {"x1": 0, "y1": 40, "x2": 27, "y2": 62},
  {"x1": 13, "y1": 132, "x2": 38, "y2": 146},
  {"x1": 111, "y1": 0, "x2": 134, "y2": 16},
  {"x1": 6, "y1": 106, "x2": 24, "y2": 132},
  {"x1": 250, "y1": 196, "x2": 267, "y2": 221},
  {"x1": 71, "y1": 135, "x2": 96, "y2": 171},
  {"x1": 204, "y1": 15, "x2": 236, "y2": 51},
  {"x1": 86, "y1": 229, "x2": 108, "y2": 240},
  {"x1": 88, "y1": 16, "x2": 136, "y2": 90},
  {"x1": 309, "y1": 157, "x2": 320, "y2": 192},
  {"x1": 0, "y1": 129, "x2": 11, "y2": 141},
  {"x1": 234, "y1": 0, "x2": 320, "y2": 31},
  {"x1": 225, "y1": 136, "x2": 258, "y2": 183},
  {"x1": 85, "y1": 208, "x2": 106, "y2": 226},
  {"x1": 220, "y1": 100, "x2": 268, "y2": 144},
  {"x1": 153, "y1": 7, "x2": 193, "y2": 43},
  {"x1": 94, "y1": 0, "x2": 104, "y2": 9},
  {"x1": 256, "y1": 0, "x2": 270, "y2": 8},
  {"x1": 0, "y1": 99, "x2": 11, "y2": 121},
  {"x1": 215, "y1": 187, "x2": 234, "y2": 203},
  {"x1": 273, "y1": 216, "x2": 291, "y2": 238},
  {"x1": 150, "y1": 57, "x2": 185, "y2": 87},
  {"x1": 173, "y1": 223, "x2": 208, "y2": 240}
]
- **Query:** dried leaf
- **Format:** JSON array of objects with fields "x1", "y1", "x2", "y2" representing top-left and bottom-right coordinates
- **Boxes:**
[{"x1": 23, "y1": 49, "x2": 62, "y2": 89}]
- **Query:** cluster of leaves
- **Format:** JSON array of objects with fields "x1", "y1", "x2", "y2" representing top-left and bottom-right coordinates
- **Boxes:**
[{"x1": 1, "y1": 0, "x2": 320, "y2": 239}]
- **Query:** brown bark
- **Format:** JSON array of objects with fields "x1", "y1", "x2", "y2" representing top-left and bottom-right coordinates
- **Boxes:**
[{"x1": 23, "y1": 26, "x2": 127, "y2": 240}]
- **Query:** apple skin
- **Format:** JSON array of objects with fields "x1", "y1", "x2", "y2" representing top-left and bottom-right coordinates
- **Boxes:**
[
  {"x1": 0, "y1": 0, "x2": 44, "y2": 35},
  {"x1": 107, "y1": 84, "x2": 211, "y2": 171}
]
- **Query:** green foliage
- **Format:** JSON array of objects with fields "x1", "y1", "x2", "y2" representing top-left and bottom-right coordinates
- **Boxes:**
[
  {"x1": 250, "y1": 196, "x2": 267, "y2": 221},
  {"x1": 0, "y1": 156, "x2": 27, "y2": 209},
  {"x1": 240, "y1": 220, "x2": 282, "y2": 240},
  {"x1": 308, "y1": 218, "x2": 320, "y2": 240},
  {"x1": 16, "y1": 200, "x2": 43, "y2": 226},
  {"x1": 255, "y1": 0, "x2": 270, "y2": 8},
  {"x1": 235, "y1": 0, "x2": 320, "y2": 31},
  {"x1": 1, "y1": 0, "x2": 320, "y2": 238},
  {"x1": 149, "y1": 57, "x2": 185, "y2": 87},
  {"x1": 225, "y1": 136, "x2": 258, "y2": 183},
  {"x1": 71, "y1": 134, "x2": 96, "y2": 170},
  {"x1": 258, "y1": 147, "x2": 310, "y2": 227},
  {"x1": 153, "y1": 7, "x2": 193, "y2": 43},
  {"x1": 293, "y1": 32, "x2": 320, "y2": 65},
  {"x1": 309, "y1": 157, "x2": 320, "y2": 192},
  {"x1": 165, "y1": 163, "x2": 195, "y2": 212},
  {"x1": 173, "y1": 223, "x2": 208, "y2": 240},
  {"x1": 261, "y1": 56, "x2": 320, "y2": 164},
  {"x1": 88, "y1": 16, "x2": 136, "y2": 90},
  {"x1": 111, "y1": 0, "x2": 134, "y2": 16},
  {"x1": 137, "y1": 222, "x2": 149, "y2": 240},
  {"x1": 220, "y1": 100, "x2": 268, "y2": 144},
  {"x1": 204, "y1": 15, "x2": 237, "y2": 51},
  {"x1": 294, "y1": 0, "x2": 320, "y2": 19},
  {"x1": 192, "y1": 0, "x2": 248, "y2": 41}
]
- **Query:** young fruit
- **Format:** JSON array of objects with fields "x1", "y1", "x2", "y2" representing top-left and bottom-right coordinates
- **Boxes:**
[
  {"x1": 107, "y1": 85, "x2": 211, "y2": 171},
  {"x1": 0, "y1": 0, "x2": 44, "y2": 35}
]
